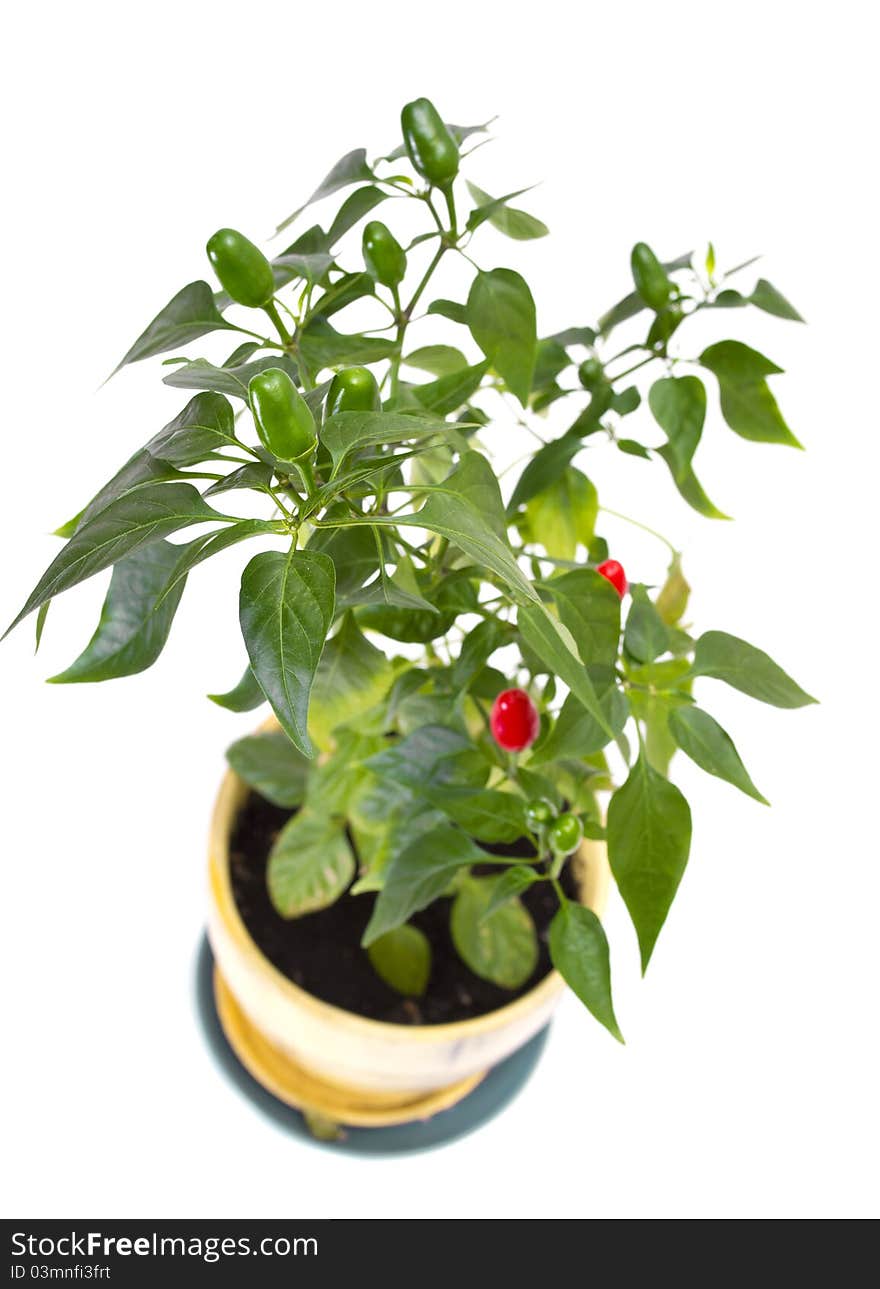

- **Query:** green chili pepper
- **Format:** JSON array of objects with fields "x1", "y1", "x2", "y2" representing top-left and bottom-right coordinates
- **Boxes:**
[
  {"x1": 362, "y1": 221, "x2": 407, "y2": 289},
  {"x1": 400, "y1": 98, "x2": 459, "y2": 189},
  {"x1": 577, "y1": 357, "x2": 604, "y2": 390},
  {"x1": 206, "y1": 228, "x2": 275, "y2": 308},
  {"x1": 325, "y1": 367, "x2": 382, "y2": 417},
  {"x1": 248, "y1": 368, "x2": 316, "y2": 461},
  {"x1": 630, "y1": 242, "x2": 673, "y2": 311}
]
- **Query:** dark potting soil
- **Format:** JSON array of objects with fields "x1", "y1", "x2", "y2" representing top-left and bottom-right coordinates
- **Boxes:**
[{"x1": 229, "y1": 791, "x2": 578, "y2": 1026}]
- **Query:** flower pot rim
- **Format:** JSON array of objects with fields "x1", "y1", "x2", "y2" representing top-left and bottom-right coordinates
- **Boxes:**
[{"x1": 210, "y1": 731, "x2": 609, "y2": 1045}]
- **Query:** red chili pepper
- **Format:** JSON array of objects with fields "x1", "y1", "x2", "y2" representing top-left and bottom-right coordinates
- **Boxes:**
[
  {"x1": 490, "y1": 688, "x2": 540, "y2": 752},
  {"x1": 596, "y1": 558, "x2": 628, "y2": 597}
]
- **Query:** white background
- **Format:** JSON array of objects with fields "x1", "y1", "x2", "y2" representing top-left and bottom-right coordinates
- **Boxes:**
[{"x1": 2, "y1": 0, "x2": 877, "y2": 1221}]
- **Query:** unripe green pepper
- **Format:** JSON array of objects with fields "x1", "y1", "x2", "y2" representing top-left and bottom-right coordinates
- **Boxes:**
[
  {"x1": 630, "y1": 242, "x2": 673, "y2": 311},
  {"x1": 578, "y1": 357, "x2": 604, "y2": 390},
  {"x1": 362, "y1": 221, "x2": 407, "y2": 289},
  {"x1": 206, "y1": 228, "x2": 275, "y2": 308},
  {"x1": 325, "y1": 367, "x2": 382, "y2": 417},
  {"x1": 400, "y1": 98, "x2": 459, "y2": 188},
  {"x1": 248, "y1": 368, "x2": 316, "y2": 461}
]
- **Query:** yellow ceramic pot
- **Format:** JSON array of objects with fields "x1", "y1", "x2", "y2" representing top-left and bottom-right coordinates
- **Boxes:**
[{"x1": 207, "y1": 744, "x2": 610, "y2": 1128}]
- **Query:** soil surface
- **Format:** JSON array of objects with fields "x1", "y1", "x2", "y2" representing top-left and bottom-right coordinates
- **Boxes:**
[{"x1": 229, "y1": 791, "x2": 577, "y2": 1025}]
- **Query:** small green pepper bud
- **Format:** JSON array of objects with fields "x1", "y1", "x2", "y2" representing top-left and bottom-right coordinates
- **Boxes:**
[
  {"x1": 362, "y1": 221, "x2": 407, "y2": 289},
  {"x1": 577, "y1": 357, "x2": 605, "y2": 390},
  {"x1": 248, "y1": 368, "x2": 316, "y2": 461},
  {"x1": 325, "y1": 367, "x2": 382, "y2": 418},
  {"x1": 400, "y1": 98, "x2": 459, "y2": 189},
  {"x1": 206, "y1": 228, "x2": 275, "y2": 308},
  {"x1": 548, "y1": 812, "x2": 584, "y2": 857},
  {"x1": 630, "y1": 242, "x2": 673, "y2": 312},
  {"x1": 525, "y1": 798, "x2": 556, "y2": 832}
]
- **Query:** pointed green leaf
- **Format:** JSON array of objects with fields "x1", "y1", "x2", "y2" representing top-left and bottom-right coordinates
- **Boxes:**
[
  {"x1": 689, "y1": 630, "x2": 816, "y2": 708},
  {"x1": 5, "y1": 483, "x2": 228, "y2": 636},
  {"x1": 309, "y1": 612, "x2": 394, "y2": 748},
  {"x1": 467, "y1": 268, "x2": 537, "y2": 406},
  {"x1": 112, "y1": 281, "x2": 237, "y2": 374},
  {"x1": 625, "y1": 584, "x2": 670, "y2": 663},
  {"x1": 48, "y1": 541, "x2": 190, "y2": 683},
  {"x1": 423, "y1": 786, "x2": 529, "y2": 844},
  {"x1": 208, "y1": 665, "x2": 265, "y2": 713},
  {"x1": 541, "y1": 568, "x2": 622, "y2": 668},
  {"x1": 518, "y1": 602, "x2": 615, "y2": 740},
  {"x1": 607, "y1": 753, "x2": 692, "y2": 971},
  {"x1": 532, "y1": 667, "x2": 628, "y2": 764},
  {"x1": 700, "y1": 340, "x2": 800, "y2": 447},
  {"x1": 367, "y1": 924, "x2": 432, "y2": 996},
  {"x1": 362, "y1": 826, "x2": 489, "y2": 946},
  {"x1": 648, "y1": 375, "x2": 706, "y2": 468},
  {"x1": 267, "y1": 811, "x2": 355, "y2": 917},
  {"x1": 320, "y1": 411, "x2": 453, "y2": 471},
  {"x1": 238, "y1": 549, "x2": 336, "y2": 758},
  {"x1": 403, "y1": 345, "x2": 468, "y2": 377},
  {"x1": 525, "y1": 468, "x2": 598, "y2": 560},
  {"x1": 276, "y1": 148, "x2": 374, "y2": 233},
  {"x1": 226, "y1": 730, "x2": 310, "y2": 808},
  {"x1": 451, "y1": 875, "x2": 538, "y2": 989},
  {"x1": 668, "y1": 706, "x2": 768, "y2": 804},
  {"x1": 481, "y1": 866, "x2": 542, "y2": 920},
  {"x1": 508, "y1": 434, "x2": 582, "y2": 513},
  {"x1": 750, "y1": 279, "x2": 805, "y2": 322},
  {"x1": 414, "y1": 361, "x2": 490, "y2": 416},
  {"x1": 549, "y1": 902, "x2": 623, "y2": 1041},
  {"x1": 465, "y1": 182, "x2": 549, "y2": 240},
  {"x1": 162, "y1": 354, "x2": 299, "y2": 401}
]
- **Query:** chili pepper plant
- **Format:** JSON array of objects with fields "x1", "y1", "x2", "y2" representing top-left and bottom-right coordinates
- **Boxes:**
[{"x1": 5, "y1": 99, "x2": 815, "y2": 1039}]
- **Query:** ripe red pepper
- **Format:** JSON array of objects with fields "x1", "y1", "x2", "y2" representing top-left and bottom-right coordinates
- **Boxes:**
[
  {"x1": 490, "y1": 688, "x2": 540, "y2": 752},
  {"x1": 596, "y1": 558, "x2": 628, "y2": 598}
]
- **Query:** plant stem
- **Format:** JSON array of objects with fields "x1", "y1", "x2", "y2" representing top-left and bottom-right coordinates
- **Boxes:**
[
  {"x1": 263, "y1": 300, "x2": 293, "y2": 348},
  {"x1": 598, "y1": 506, "x2": 679, "y2": 556}
]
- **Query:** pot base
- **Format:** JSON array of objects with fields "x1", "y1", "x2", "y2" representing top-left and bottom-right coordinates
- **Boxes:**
[{"x1": 214, "y1": 967, "x2": 485, "y2": 1129}]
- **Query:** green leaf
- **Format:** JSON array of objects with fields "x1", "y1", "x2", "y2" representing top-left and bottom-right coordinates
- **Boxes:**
[
  {"x1": 369, "y1": 452, "x2": 537, "y2": 604},
  {"x1": 204, "y1": 461, "x2": 275, "y2": 499},
  {"x1": 414, "y1": 361, "x2": 490, "y2": 416},
  {"x1": 367, "y1": 925, "x2": 432, "y2": 996},
  {"x1": 47, "y1": 541, "x2": 190, "y2": 683},
  {"x1": 269, "y1": 251, "x2": 335, "y2": 293},
  {"x1": 452, "y1": 617, "x2": 509, "y2": 690},
  {"x1": 309, "y1": 612, "x2": 394, "y2": 749},
  {"x1": 238, "y1": 549, "x2": 336, "y2": 758},
  {"x1": 5, "y1": 483, "x2": 229, "y2": 636},
  {"x1": 267, "y1": 811, "x2": 355, "y2": 917},
  {"x1": 648, "y1": 375, "x2": 706, "y2": 469},
  {"x1": 655, "y1": 443, "x2": 730, "y2": 520},
  {"x1": 403, "y1": 345, "x2": 468, "y2": 377},
  {"x1": 517, "y1": 602, "x2": 615, "y2": 740},
  {"x1": 320, "y1": 410, "x2": 453, "y2": 472},
  {"x1": 451, "y1": 876, "x2": 538, "y2": 989},
  {"x1": 507, "y1": 434, "x2": 581, "y2": 513},
  {"x1": 525, "y1": 468, "x2": 597, "y2": 560},
  {"x1": 465, "y1": 182, "x2": 549, "y2": 240},
  {"x1": 549, "y1": 902, "x2": 623, "y2": 1041},
  {"x1": 424, "y1": 786, "x2": 529, "y2": 844},
  {"x1": 606, "y1": 753, "x2": 693, "y2": 971},
  {"x1": 362, "y1": 826, "x2": 489, "y2": 946},
  {"x1": 309, "y1": 271, "x2": 375, "y2": 321},
  {"x1": 366, "y1": 724, "x2": 488, "y2": 790},
  {"x1": 689, "y1": 630, "x2": 816, "y2": 708},
  {"x1": 326, "y1": 185, "x2": 388, "y2": 246},
  {"x1": 226, "y1": 730, "x2": 310, "y2": 808},
  {"x1": 162, "y1": 354, "x2": 299, "y2": 401},
  {"x1": 144, "y1": 391, "x2": 241, "y2": 466},
  {"x1": 531, "y1": 666, "x2": 628, "y2": 764},
  {"x1": 208, "y1": 665, "x2": 265, "y2": 713},
  {"x1": 426, "y1": 298, "x2": 468, "y2": 324},
  {"x1": 467, "y1": 268, "x2": 537, "y2": 406},
  {"x1": 750, "y1": 279, "x2": 804, "y2": 323},
  {"x1": 113, "y1": 281, "x2": 237, "y2": 374},
  {"x1": 481, "y1": 866, "x2": 542, "y2": 919},
  {"x1": 298, "y1": 319, "x2": 397, "y2": 371},
  {"x1": 276, "y1": 148, "x2": 374, "y2": 233},
  {"x1": 700, "y1": 340, "x2": 800, "y2": 447},
  {"x1": 624, "y1": 584, "x2": 670, "y2": 663},
  {"x1": 668, "y1": 706, "x2": 768, "y2": 805},
  {"x1": 542, "y1": 568, "x2": 622, "y2": 668}
]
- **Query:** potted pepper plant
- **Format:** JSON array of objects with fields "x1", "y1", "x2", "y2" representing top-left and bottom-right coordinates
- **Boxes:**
[{"x1": 5, "y1": 98, "x2": 815, "y2": 1131}]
